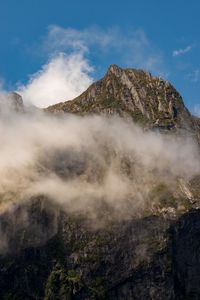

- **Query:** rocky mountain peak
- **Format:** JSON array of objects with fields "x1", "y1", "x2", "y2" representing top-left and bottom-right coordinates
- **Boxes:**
[
  {"x1": 47, "y1": 64, "x2": 195, "y2": 133},
  {"x1": 106, "y1": 64, "x2": 123, "y2": 76},
  {"x1": 106, "y1": 64, "x2": 150, "y2": 80}
]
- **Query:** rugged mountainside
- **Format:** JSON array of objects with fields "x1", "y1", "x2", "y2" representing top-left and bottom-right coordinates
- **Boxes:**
[
  {"x1": 48, "y1": 65, "x2": 200, "y2": 136},
  {"x1": 1, "y1": 65, "x2": 200, "y2": 299}
]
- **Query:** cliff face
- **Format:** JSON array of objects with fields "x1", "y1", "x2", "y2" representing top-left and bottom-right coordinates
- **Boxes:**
[
  {"x1": 1, "y1": 202, "x2": 200, "y2": 300},
  {"x1": 0, "y1": 205, "x2": 173, "y2": 300},
  {"x1": 48, "y1": 64, "x2": 200, "y2": 143},
  {"x1": 1, "y1": 65, "x2": 200, "y2": 299},
  {"x1": 48, "y1": 65, "x2": 197, "y2": 132}
]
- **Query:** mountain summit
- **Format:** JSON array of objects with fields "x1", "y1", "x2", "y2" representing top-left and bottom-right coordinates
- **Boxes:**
[{"x1": 48, "y1": 64, "x2": 197, "y2": 132}]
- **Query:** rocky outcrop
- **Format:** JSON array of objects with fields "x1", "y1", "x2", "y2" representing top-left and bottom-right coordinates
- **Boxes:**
[{"x1": 47, "y1": 65, "x2": 197, "y2": 135}]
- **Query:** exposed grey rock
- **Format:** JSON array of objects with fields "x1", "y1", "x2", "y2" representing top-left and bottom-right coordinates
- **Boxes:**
[{"x1": 47, "y1": 65, "x2": 199, "y2": 139}]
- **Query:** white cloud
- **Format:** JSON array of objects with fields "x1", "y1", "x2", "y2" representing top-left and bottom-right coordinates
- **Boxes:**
[
  {"x1": 16, "y1": 26, "x2": 167, "y2": 108},
  {"x1": 17, "y1": 53, "x2": 93, "y2": 108},
  {"x1": 45, "y1": 25, "x2": 167, "y2": 76},
  {"x1": 173, "y1": 45, "x2": 193, "y2": 57},
  {"x1": 43, "y1": 25, "x2": 112, "y2": 54}
]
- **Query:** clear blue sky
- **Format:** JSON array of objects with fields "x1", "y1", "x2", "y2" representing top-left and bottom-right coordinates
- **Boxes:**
[{"x1": 0, "y1": 0, "x2": 200, "y2": 112}]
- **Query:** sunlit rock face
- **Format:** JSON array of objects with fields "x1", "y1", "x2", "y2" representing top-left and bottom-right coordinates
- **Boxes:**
[
  {"x1": 1, "y1": 66, "x2": 200, "y2": 299},
  {"x1": 48, "y1": 65, "x2": 194, "y2": 130},
  {"x1": 48, "y1": 64, "x2": 200, "y2": 144}
]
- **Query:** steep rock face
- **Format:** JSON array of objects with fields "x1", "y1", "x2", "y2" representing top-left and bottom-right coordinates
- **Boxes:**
[
  {"x1": 2, "y1": 205, "x2": 200, "y2": 300},
  {"x1": 47, "y1": 65, "x2": 196, "y2": 133},
  {"x1": 0, "y1": 210, "x2": 173, "y2": 300}
]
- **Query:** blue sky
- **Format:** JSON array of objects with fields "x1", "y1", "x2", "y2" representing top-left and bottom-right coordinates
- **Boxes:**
[{"x1": 0, "y1": 0, "x2": 200, "y2": 112}]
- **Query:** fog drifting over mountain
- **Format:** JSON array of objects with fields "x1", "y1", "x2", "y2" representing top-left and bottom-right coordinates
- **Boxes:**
[{"x1": 0, "y1": 93, "x2": 199, "y2": 220}]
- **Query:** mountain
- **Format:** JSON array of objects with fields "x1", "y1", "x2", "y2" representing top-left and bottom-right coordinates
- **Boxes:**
[
  {"x1": 47, "y1": 65, "x2": 200, "y2": 135},
  {"x1": 1, "y1": 65, "x2": 200, "y2": 299}
]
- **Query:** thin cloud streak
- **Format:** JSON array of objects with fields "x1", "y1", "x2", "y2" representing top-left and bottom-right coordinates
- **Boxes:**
[{"x1": 173, "y1": 45, "x2": 193, "y2": 57}]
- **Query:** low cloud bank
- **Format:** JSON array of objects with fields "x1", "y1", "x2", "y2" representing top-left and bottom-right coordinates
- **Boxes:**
[{"x1": 0, "y1": 94, "x2": 200, "y2": 251}]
